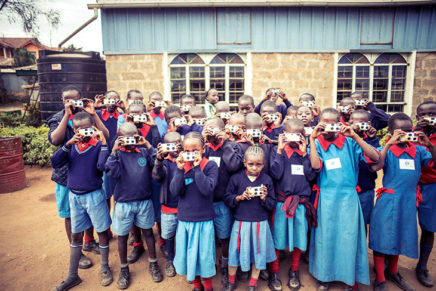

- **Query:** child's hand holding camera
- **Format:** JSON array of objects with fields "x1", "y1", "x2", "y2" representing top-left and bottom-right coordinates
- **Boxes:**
[
  {"x1": 236, "y1": 187, "x2": 252, "y2": 201},
  {"x1": 136, "y1": 135, "x2": 151, "y2": 149},
  {"x1": 193, "y1": 151, "x2": 202, "y2": 167},
  {"x1": 311, "y1": 122, "x2": 326, "y2": 139},
  {"x1": 92, "y1": 127, "x2": 106, "y2": 145},
  {"x1": 176, "y1": 154, "x2": 185, "y2": 170},
  {"x1": 94, "y1": 94, "x2": 105, "y2": 108},
  {"x1": 156, "y1": 143, "x2": 166, "y2": 161},
  {"x1": 66, "y1": 132, "x2": 83, "y2": 147}
]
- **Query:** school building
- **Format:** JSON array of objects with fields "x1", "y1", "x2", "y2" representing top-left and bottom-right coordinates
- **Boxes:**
[{"x1": 89, "y1": 0, "x2": 436, "y2": 115}]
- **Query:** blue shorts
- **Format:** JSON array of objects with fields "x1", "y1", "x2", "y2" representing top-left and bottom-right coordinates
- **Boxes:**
[
  {"x1": 161, "y1": 212, "x2": 178, "y2": 239},
  {"x1": 213, "y1": 201, "x2": 233, "y2": 239},
  {"x1": 69, "y1": 189, "x2": 111, "y2": 234},
  {"x1": 103, "y1": 172, "x2": 116, "y2": 200},
  {"x1": 112, "y1": 199, "x2": 155, "y2": 236},
  {"x1": 56, "y1": 183, "x2": 70, "y2": 218}
]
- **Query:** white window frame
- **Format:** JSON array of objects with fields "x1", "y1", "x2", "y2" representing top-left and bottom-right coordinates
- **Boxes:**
[
  {"x1": 165, "y1": 53, "x2": 248, "y2": 107},
  {"x1": 335, "y1": 52, "x2": 413, "y2": 114}
]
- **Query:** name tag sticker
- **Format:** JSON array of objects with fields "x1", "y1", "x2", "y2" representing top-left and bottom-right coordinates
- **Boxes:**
[
  {"x1": 209, "y1": 156, "x2": 221, "y2": 167},
  {"x1": 399, "y1": 159, "x2": 415, "y2": 170},
  {"x1": 325, "y1": 158, "x2": 342, "y2": 170},
  {"x1": 291, "y1": 164, "x2": 304, "y2": 175}
]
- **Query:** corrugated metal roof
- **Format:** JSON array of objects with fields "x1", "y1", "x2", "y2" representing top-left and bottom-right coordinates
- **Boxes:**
[{"x1": 101, "y1": 6, "x2": 436, "y2": 54}]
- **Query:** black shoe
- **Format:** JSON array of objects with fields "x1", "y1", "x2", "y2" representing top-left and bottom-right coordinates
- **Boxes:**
[
  {"x1": 54, "y1": 275, "x2": 82, "y2": 291},
  {"x1": 78, "y1": 253, "x2": 93, "y2": 269},
  {"x1": 259, "y1": 269, "x2": 269, "y2": 281},
  {"x1": 149, "y1": 261, "x2": 163, "y2": 282},
  {"x1": 193, "y1": 286, "x2": 204, "y2": 291},
  {"x1": 117, "y1": 266, "x2": 130, "y2": 290},
  {"x1": 221, "y1": 266, "x2": 229, "y2": 285},
  {"x1": 83, "y1": 240, "x2": 100, "y2": 254},
  {"x1": 160, "y1": 243, "x2": 168, "y2": 259},
  {"x1": 248, "y1": 286, "x2": 256, "y2": 291},
  {"x1": 101, "y1": 266, "x2": 113, "y2": 286},
  {"x1": 237, "y1": 268, "x2": 250, "y2": 282},
  {"x1": 416, "y1": 268, "x2": 434, "y2": 287},
  {"x1": 165, "y1": 260, "x2": 176, "y2": 277},
  {"x1": 317, "y1": 281, "x2": 329, "y2": 291},
  {"x1": 220, "y1": 282, "x2": 236, "y2": 291},
  {"x1": 287, "y1": 270, "x2": 301, "y2": 291},
  {"x1": 343, "y1": 286, "x2": 357, "y2": 291},
  {"x1": 127, "y1": 246, "x2": 145, "y2": 264},
  {"x1": 279, "y1": 250, "x2": 286, "y2": 261},
  {"x1": 385, "y1": 272, "x2": 414, "y2": 291},
  {"x1": 268, "y1": 273, "x2": 282, "y2": 291},
  {"x1": 373, "y1": 280, "x2": 386, "y2": 291}
]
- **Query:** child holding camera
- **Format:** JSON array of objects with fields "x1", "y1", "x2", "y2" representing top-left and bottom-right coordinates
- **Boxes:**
[
  {"x1": 51, "y1": 112, "x2": 112, "y2": 290},
  {"x1": 308, "y1": 108, "x2": 380, "y2": 290},
  {"x1": 298, "y1": 93, "x2": 320, "y2": 126},
  {"x1": 296, "y1": 106, "x2": 315, "y2": 139},
  {"x1": 165, "y1": 105, "x2": 202, "y2": 136},
  {"x1": 225, "y1": 113, "x2": 246, "y2": 143},
  {"x1": 255, "y1": 88, "x2": 292, "y2": 118},
  {"x1": 351, "y1": 91, "x2": 390, "y2": 130},
  {"x1": 260, "y1": 100, "x2": 284, "y2": 140},
  {"x1": 347, "y1": 110, "x2": 380, "y2": 229},
  {"x1": 269, "y1": 119, "x2": 317, "y2": 291},
  {"x1": 189, "y1": 106, "x2": 207, "y2": 128},
  {"x1": 124, "y1": 103, "x2": 161, "y2": 148},
  {"x1": 338, "y1": 97, "x2": 356, "y2": 126},
  {"x1": 170, "y1": 132, "x2": 219, "y2": 291},
  {"x1": 369, "y1": 113, "x2": 436, "y2": 291},
  {"x1": 223, "y1": 146, "x2": 277, "y2": 291},
  {"x1": 152, "y1": 132, "x2": 183, "y2": 278},
  {"x1": 105, "y1": 122, "x2": 163, "y2": 289},
  {"x1": 117, "y1": 89, "x2": 144, "y2": 129},
  {"x1": 414, "y1": 100, "x2": 436, "y2": 287}
]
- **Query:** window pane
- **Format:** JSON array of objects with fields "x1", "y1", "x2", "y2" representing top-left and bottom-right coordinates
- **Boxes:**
[
  {"x1": 210, "y1": 66, "x2": 225, "y2": 78},
  {"x1": 337, "y1": 91, "x2": 349, "y2": 101},
  {"x1": 373, "y1": 79, "x2": 388, "y2": 90},
  {"x1": 189, "y1": 66, "x2": 205, "y2": 104},
  {"x1": 170, "y1": 67, "x2": 185, "y2": 79},
  {"x1": 210, "y1": 79, "x2": 225, "y2": 91},
  {"x1": 387, "y1": 104, "x2": 404, "y2": 112},
  {"x1": 390, "y1": 91, "x2": 404, "y2": 102},
  {"x1": 355, "y1": 66, "x2": 369, "y2": 78},
  {"x1": 338, "y1": 66, "x2": 352, "y2": 78},
  {"x1": 337, "y1": 79, "x2": 352, "y2": 90},
  {"x1": 392, "y1": 65, "x2": 406, "y2": 78},
  {"x1": 229, "y1": 66, "x2": 244, "y2": 78},
  {"x1": 374, "y1": 66, "x2": 388, "y2": 78},
  {"x1": 391, "y1": 78, "x2": 405, "y2": 90},
  {"x1": 355, "y1": 79, "x2": 369, "y2": 91},
  {"x1": 229, "y1": 91, "x2": 244, "y2": 104},
  {"x1": 373, "y1": 91, "x2": 387, "y2": 102},
  {"x1": 375, "y1": 104, "x2": 387, "y2": 111},
  {"x1": 189, "y1": 66, "x2": 204, "y2": 78}
]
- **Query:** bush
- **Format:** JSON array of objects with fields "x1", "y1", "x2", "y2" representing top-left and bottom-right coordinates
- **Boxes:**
[{"x1": 0, "y1": 125, "x2": 56, "y2": 166}]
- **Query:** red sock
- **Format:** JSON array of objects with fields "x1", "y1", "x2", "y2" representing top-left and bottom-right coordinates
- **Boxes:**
[
  {"x1": 84, "y1": 236, "x2": 94, "y2": 244},
  {"x1": 270, "y1": 249, "x2": 280, "y2": 273},
  {"x1": 158, "y1": 237, "x2": 165, "y2": 247},
  {"x1": 388, "y1": 255, "x2": 399, "y2": 274},
  {"x1": 133, "y1": 241, "x2": 143, "y2": 247},
  {"x1": 107, "y1": 229, "x2": 113, "y2": 237},
  {"x1": 291, "y1": 248, "x2": 301, "y2": 271},
  {"x1": 203, "y1": 277, "x2": 213, "y2": 290},
  {"x1": 374, "y1": 255, "x2": 386, "y2": 282},
  {"x1": 192, "y1": 276, "x2": 202, "y2": 289},
  {"x1": 346, "y1": 283, "x2": 358, "y2": 290},
  {"x1": 228, "y1": 273, "x2": 236, "y2": 284},
  {"x1": 249, "y1": 277, "x2": 258, "y2": 286}
]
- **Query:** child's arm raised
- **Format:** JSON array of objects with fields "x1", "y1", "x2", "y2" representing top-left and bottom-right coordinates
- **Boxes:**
[
  {"x1": 369, "y1": 130, "x2": 403, "y2": 172},
  {"x1": 105, "y1": 140, "x2": 122, "y2": 179},
  {"x1": 152, "y1": 144, "x2": 167, "y2": 182},
  {"x1": 82, "y1": 99, "x2": 110, "y2": 140},
  {"x1": 269, "y1": 135, "x2": 285, "y2": 180},
  {"x1": 49, "y1": 101, "x2": 73, "y2": 146},
  {"x1": 169, "y1": 155, "x2": 187, "y2": 197},
  {"x1": 222, "y1": 141, "x2": 245, "y2": 172},
  {"x1": 309, "y1": 122, "x2": 326, "y2": 170},
  {"x1": 416, "y1": 132, "x2": 436, "y2": 169},
  {"x1": 340, "y1": 124, "x2": 379, "y2": 162}
]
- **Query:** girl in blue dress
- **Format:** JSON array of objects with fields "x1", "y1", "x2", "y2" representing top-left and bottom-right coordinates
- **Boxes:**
[{"x1": 369, "y1": 113, "x2": 436, "y2": 291}]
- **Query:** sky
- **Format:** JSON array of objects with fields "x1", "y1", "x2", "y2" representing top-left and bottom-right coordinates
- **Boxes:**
[{"x1": 0, "y1": 0, "x2": 103, "y2": 53}]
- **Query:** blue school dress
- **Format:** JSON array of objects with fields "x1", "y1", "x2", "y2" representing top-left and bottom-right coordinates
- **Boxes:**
[
  {"x1": 309, "y1": 134, "x2": 372, "y2": 286},
  {"x1": 417, "y1": 132, "x2": 436, "y2": 233},
  {"x1": 369, "y1": 143, "x2": 432, "y2": 258}
]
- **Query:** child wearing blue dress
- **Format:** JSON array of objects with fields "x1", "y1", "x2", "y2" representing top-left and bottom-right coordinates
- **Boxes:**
[
  {"x1": 308, "y1": 108, "x2": 380, "y2": 291},
  {"x1": 170, "y1": 131, "x2": 219, "y2": 291},
  {"x1": 223, "y1": 146, "x2": 277, "y2": 291},
  {"x1": 369, "y1": 113, "x2": 436, "y2": 291}
]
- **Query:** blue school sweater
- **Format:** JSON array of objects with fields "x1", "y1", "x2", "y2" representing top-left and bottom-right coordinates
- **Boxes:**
[
  {"x1": 170, "y1": 158, "x2": 219, "y2": 222},
  {"x1": 105, "y1": 147, "x2": 156, "y2": 202},
  {"x1": 177, "y1": 124, "x2": 203, "y2": 136},
  {"x1": 137, "y1": 124, "x2": 161, "y2": 148},
  {"x1": 225, "y1": 141, "x2": 272, "y2": 175},
  {"x1": 97, "y1": 109, "x2": 119, "y2": 148},
  {"x1": 152, "y1": 158, "x2": 179, "y2": 208},
  {"x1": 366, "y1": 102, "x2": 390, "y2": 131},
  {"x1": 50, "y1": 141, "x2": 109, "y2": 194},
  {"x1": 357, "y1": 135, "x2": 380, "y2": 192},
  {"x1": 204, "y1": 140, "x2": 240, "y2": 202},
  {"x1": 263, "y1": 125, "x2": 284, "y2": 140},
  {"x1": 225, "y1": 170, "x2": 276, "y2": 221},
  {"x1": 255, "y1": 100, "x2": 293, "y2": 119},
  {"x1": 270, "y1": 146, "x2": 317, "y2": 199}
]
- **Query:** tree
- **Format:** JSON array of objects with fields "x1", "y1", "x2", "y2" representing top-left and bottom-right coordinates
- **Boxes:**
[
  {"x1": 0, "y1": 0, "x2": 60, "y2": 35},
  {"x1": 65, "y1": 44, "x2": 83, "y2": 51},
  {"x1": 13, "y1": 48, "x2": 36, "y2": 67}
]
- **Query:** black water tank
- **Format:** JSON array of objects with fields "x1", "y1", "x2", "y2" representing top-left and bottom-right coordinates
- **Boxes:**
[{"x1": 37, "y1": 50, "x2": 107, "y2": 122}]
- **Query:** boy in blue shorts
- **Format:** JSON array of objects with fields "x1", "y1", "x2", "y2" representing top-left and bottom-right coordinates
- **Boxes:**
[
  {"x1": 152, "y1": 131, "x2": 182, "y2": 278},
  {"x1": 51, "y1": 112, "x2": 112, "y2": 290},
  {"x1": 106, "y1": 123, "x2": 163, "y2": 289}
]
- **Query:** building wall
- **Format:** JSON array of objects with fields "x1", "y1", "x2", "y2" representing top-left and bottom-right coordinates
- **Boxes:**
[
  {"x1": 105, "y1": 54, "x2": 164, "y2": 99},
  {"x1": 251, "y1": 53, "x2": 335, "y2": 108},
  {"x1": 412, "y1": 52, "x2": 436, "y2": 115}
]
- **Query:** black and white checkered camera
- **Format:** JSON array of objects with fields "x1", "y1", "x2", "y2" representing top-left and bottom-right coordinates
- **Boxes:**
[
  {"x1": 161, "y1": 143, "x2": 177, "y2": 152},
  {"x1": 220, "y1": 112, "x2": 232, "y2": 120},
  {"x1": 133, "y1": 114, "x2": 148, "y2": 123},
  {"x1": 357, "y1": 122, "x2": 370, "y2": 131},
  {"x1": 356, "y1": 100, "x2": 365, "y2": 106},
  {"x1": 227, "y1": 125, "x2": 239, "y2": 133},
  {"x1": 302, "y1": 101, "x2": 314, "y2": 108},
  {"x1": 246, "y1": 129, "x2": 262, "y2": 138},
  {"x1": 401, "y1": 132, "x2": 418, "y2": 142},
  {"x1": 123, "y1": 136, "x2": 137, "y2": 145},
  {"x1": 71, "y1": 100, "x2": 84, "y2": 108},
  {"x1": 154, "y1": 101, "x2": 166, "y2": 108},
  {"x1": 267, "y1": 114, "x2": 279, "y2": 122},
  {"x1": 325, "y1": 123, "x2": 340, "y2": 132},
  {"x1": 425, "y1": 117, "x2": 436, "y2": 126},
  {"x1": 174, "y1": 117, "x2": 188, "y2": 127},
  {"x1": 181, "y1": 105, "x2": 191, "y2": 113},
  {"x1": 182, "y1": 151, "x2": 197, "y2": 162},
  {"x1": 104, "y1": 99, "x2": 116, "y2": 105},
  {"x1": 250, "y1": 186, "x2": 264, "y2": 197},
  {"x1": 79, "y1": 128, "x2": 95, "y2": 137},
  {"x1": 284, "y1": 133, "x2": 301, "y2": 142}
]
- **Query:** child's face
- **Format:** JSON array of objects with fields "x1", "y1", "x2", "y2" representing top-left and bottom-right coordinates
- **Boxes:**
[
  {"x1": 216, "y1": 106, "x2": 229, "y2": 114},
  {"x1": 284, "y1": 125, "x2": 304, "y2": 148},
  {"x1": 260, "y1": 106, "x2": 276, "y2": 116},
  {"x1": 244, "y1": 154, "x2": 264, "y2": 176},
  {"x1": 183, "y1": 138, "x2": 204, "y2": 155},
  {"x1": 287, "y1": 109, "x2": 298, "y2": 119},
  {"x1": 181, "y1": 98, "x2": 195, "y2": 107},
  {"x1": 228, "y1": 116, "x2": 245, "y2": 129},
  {"x1": 190, "y1": 112, "x2": 205, "y2": 119},
  {"x1": 296, "y1": 107, "x2": 314, "y2": 126},
  {"x1": 166, "y1": 111, "x2": 182, "y2": 122},
  {"x1": 238, "y1": 100, "x2": 254, "y2": 116},
  {"x1": 320, "y1": 112, "x2": 340, "y2": 140},
  {"x1": 62, "y1": 90, "x2": 80, "y2": 104},
  {"x1": 339, "y1": 100, "x2": 356, "y2": 117},
  {"x1": 206, "y1": 90, "x2": 219, "y2": 104},
  {"x1": 129, "y1": 92, "x2": 144, "y2": 102},
  {"x1": 351, "y1": 93, "x2": 363, "y2": 101},
  {"x1": 349, "y1": 113, "x2": 370, "y2": 134},
  {"x1": 105, "y1": 92, "x2": 120, "y2": 112},
  {"x1": 73, "y1": 118, "x2": 93, "y2": 142},
  {"x1": 165, "y1": 137, "x2": 182, "y2": 158},
  {"x1": 299, "y1": 95, "x2": 314, "y2": 104},
  {"x1": 245, "y1": 121, "x2": 262, "y2": 131},
  {"x1": 417, "y1": 104, "x2": 436, "y2": 121},
  {"x1": 391, "y1": 119, "x2": 413, "y2": 134}
]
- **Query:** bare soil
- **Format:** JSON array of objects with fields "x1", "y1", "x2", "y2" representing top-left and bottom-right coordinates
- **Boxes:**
[{"x1": 0, "y1": 166, "x2": 434, "y2": 290}]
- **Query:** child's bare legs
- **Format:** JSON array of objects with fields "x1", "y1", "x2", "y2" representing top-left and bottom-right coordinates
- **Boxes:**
[
  {"x1": 117, "y1": 235, "x2": 130, "y2": 289},
  {"x1": 128, "y1": 225, "x2": 145, "y2": 263},
  {"x1": 249, "y1": 264, "x2": 260, "y2": 288},
  {"x1": 64, "y1": 218, "x2": 72, "y2": 243},
  {"x1": 97, "y1": 230, "x2": 112, "y2": 286},
  {"x1": 142, "y1": 228, "x2": 163, "y2": 282},
  {"x1": 416, "y1": 229, "x2": 434, "y2": 287},
  {"x1": 226, "y1": 266, "x2": 238, "y2": 289}
]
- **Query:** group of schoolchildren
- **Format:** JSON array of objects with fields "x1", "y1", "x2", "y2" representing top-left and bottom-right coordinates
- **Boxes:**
[{"x1": 48, "y1": 85, "x2": 436, "y2": 291}]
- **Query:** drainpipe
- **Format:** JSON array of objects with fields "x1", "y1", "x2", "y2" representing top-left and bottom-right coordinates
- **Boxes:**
[{"x1": 58, "y1": 8, "x2": 98, "y2": 49}]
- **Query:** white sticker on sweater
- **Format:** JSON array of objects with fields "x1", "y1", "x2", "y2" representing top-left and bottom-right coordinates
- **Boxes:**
[
  {"x1": 399, "y1": 159, "x2": 415, "y2": 170},
  {"x1": 209, "y1": 156, "x2": 221, "y2": 167},
  {"x1": 325, "y1": 158, "x2": 342, "y2": 170},
  {"x1": 291, "y1": 164, "x2": 304, "y2": 175}
]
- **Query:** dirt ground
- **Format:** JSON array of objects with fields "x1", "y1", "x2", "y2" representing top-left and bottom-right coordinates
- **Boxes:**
[{"x1": 0, "y1": 166, "x2": 434, "y2": 291}]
